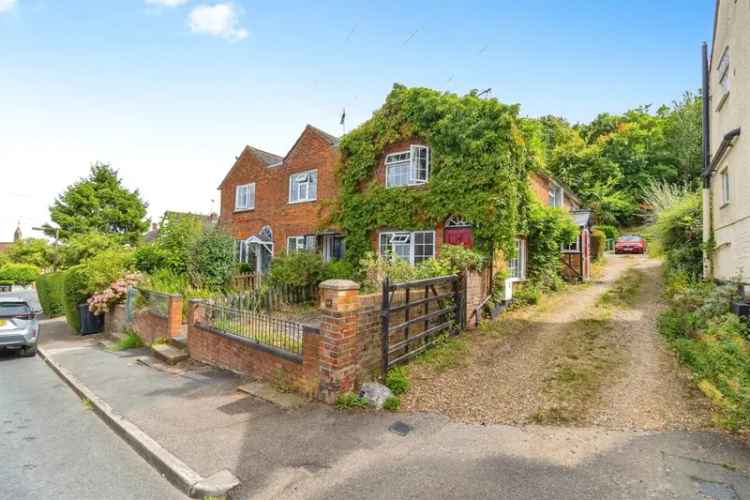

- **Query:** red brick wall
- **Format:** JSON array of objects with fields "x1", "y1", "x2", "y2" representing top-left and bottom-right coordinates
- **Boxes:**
[
  {"x1": 187, "y1": 303, "x2": 321, "y2": 396},
  {"x1": 219, "y1": 126, "x2": 340, "y2": 254},
  {"x1": 133, "y1": 310, "x2": 170, "y2": 345}
]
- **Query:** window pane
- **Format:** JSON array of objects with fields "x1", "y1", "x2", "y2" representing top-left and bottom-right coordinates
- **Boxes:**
[
  {"x1": 414, "y1": 231, "x2": 434, "y2": 264},
  {"x1": 380, "y1": 233, "x2": 391, "y2": 256},
  {"x1": 387, "y1": 161, "x2": 410, "y2": 187}
]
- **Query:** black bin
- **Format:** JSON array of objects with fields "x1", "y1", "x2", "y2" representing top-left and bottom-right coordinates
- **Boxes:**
[{"x1": 78, "y1": 304, "x2": 104, "y2": 335}]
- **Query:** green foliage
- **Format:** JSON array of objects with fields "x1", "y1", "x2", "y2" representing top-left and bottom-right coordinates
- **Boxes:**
[
  {"x1": 593, "y1": 225, "x2": 619, "y2": 240},
  {"x1": 62, "y1": 248, "x2": 135, "y2": 331},
  {"x1": 383, "y1": 396, "x2": 401, "y2": 411},
  {"x1": 658, "y1": 277, "x2": 750, "y2": 430},
  {"x1": 111, "y1": 329, "x2": 144, "y2": 351},
  {"x1": 323, "y1": 259, "x2": 356, "y2": 281},
  {"x1": 137, "y1": 212, "x2": 205, "y2": 275},
  {"x1": 58, "y1": 231, "x2": 122, "y2": 268},
  {"x1": 385, "y1": 366, "x2": 411, "y2": 395},
  {"x1": 335, "y1": 85, "x2": 534, "y2": 267},
  {"x1": 653, "y1": 191, "x2": 703, "y2": 278},
  {"x1": 436, "y1": 244, "x2": 486, "y2": 272},
  {"x1": 335, "y1": 392, "x2": 369, "y2": 409},
  {"x1": 36, "y1": 272, "x2": 66, "y2": 317},
  {"x1": 48, "y1": 162, "x2": 148, "y2": 244},
  {"x1": 590, "y1": 229, "x2": 605, "y2": 261},
  {"x1": 511, "y1": 282, "x2": 542, "y2": 307},
  {"x1": 5, "y1": 238, "x2": 53, "y2": 269},
  {"x1": 544, "y1": 94, "x2": 703, "y2": 225},
  {"x1": 187, "y1": 228, "x2": 235, "y2": 290},
  {"x1": 526, "y1": 200, "x2": 579, "y2": 286},
  {"x1": 267, "y1": 251, "x2": 329, "y2": 288},
  {"x1": 0, "y1": 263, "x2": 41, "y2": 285}
]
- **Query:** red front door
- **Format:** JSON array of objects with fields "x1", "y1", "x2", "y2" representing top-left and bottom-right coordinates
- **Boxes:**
[{"x1": 444, "y1": 227, "x2": 474, "y2": 248}]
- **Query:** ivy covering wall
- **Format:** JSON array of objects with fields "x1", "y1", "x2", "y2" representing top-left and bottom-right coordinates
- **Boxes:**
[{"x1": 334, "y1": 84, "x2": 539, "y2": 266}]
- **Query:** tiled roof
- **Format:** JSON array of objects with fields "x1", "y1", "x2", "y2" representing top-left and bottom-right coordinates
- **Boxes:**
[
  {"x1": 308, "y1": 125, "x2": 340, "y2": 146},
  {"x1": 246, "y1": 146, "x2": 284, "y2": 166}
]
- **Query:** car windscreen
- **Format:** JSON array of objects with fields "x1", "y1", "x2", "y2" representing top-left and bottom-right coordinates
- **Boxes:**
[
  {"x1": 618, "y1": 236, "x2": 641, "y2": 241},
  {"x1": 0, "y1": 303, "x2": 31, "y2": 318}
]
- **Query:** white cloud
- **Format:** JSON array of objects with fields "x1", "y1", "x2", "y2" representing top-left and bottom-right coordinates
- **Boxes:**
[
  {"x1": 188, "y1": 3, "x2": 247, "y2": 42},
  {"x1": 0, "y1": 0, "x2": 16, "y2": 14},
  {"x1": 146, "y1": 0, "x2": 189, "y2": 7}
]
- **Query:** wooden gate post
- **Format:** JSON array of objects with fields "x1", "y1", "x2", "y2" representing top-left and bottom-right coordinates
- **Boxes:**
[{"x1": 318, "y1": 279, "x2": 361, "y2": 404}]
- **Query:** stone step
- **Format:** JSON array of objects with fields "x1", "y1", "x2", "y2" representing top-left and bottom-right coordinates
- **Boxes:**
[
  {"x1": 168, "y1": 335, "x2": 187, "y2": 349},
  {"x1": 151, "y1": 343, "x2": 189, "y2": 365}
]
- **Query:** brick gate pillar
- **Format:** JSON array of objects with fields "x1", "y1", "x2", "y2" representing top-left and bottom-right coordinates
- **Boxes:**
[
  {"x1": 167, "y1": 294, "x2": 183, "y2": 338},
  {"x1": 318, "y1": 279, "x2": 361, "y2": 404}
]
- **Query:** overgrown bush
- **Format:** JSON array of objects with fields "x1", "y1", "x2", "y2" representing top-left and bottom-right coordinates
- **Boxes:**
[
  {"x1": 590, "y1": 229, "x2": 606, "y2": 261},
  {"x1": 653, "y1": 191, "x2": 703, "y2": 278},
  {"x1": 658, "y1": 276, "x2": 750, "y2": 430},
  {"x1": 323, "y1": 259, "x2": 356, "y2": 281},
  {"x1": 58, "y1": 231, "x2": 122, "y2": 268},
  {"x1": 335, "y1": 392, "x2": 369, "y2": 409},
  {"x1": 526, "y1": 200, "x2": 579, "y2": 287},
  {"x1": 36, "y1": 272, "x2": 66, "y2": 317},
  {"x1": 187, "y1": 228, "x2": 235, "y2": 290},
  {"x1": 593, "y1": 225, "x2": 619, "y2": 240},
  {"x1": 62, "y1": 265, "x2": 89, "y2": 332},
  {"x1": 6, "y1": 238, "x2": 54, "y2": 269},
  {"x1": 267, "y1": 251, "x2": 329, "y2": 288},
  {"x1": 0, "y1": 263, "x2": 41, "y2": 286}
]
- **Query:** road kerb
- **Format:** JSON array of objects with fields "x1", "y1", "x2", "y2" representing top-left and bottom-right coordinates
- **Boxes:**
[{"x1": 38, "y1": 346, "x2": 240, "y2": 498}]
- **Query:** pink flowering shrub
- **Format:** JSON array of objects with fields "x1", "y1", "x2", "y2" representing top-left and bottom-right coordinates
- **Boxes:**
[{"x1": 87, "y1": 272, "x2": 142, "y2": 316}]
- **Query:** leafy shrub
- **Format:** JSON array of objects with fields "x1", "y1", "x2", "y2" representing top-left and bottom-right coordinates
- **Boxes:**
[
  {"x1": 62, "y1": 265, "x2": 89, "y2": 332},
  {"x1": 267, "y1": 251, "x2": 329, "y2": 288},
  {"x1": 0, "y1": 263, "x2": 41, "y2": 286},
  {"x1": 383, "y1": 396, "x2": 401, "y2": 411},
  {"x1": 58, "y1": 231, "x2": 122, "y2": 268},
  {"x1": 149, "y1": 213, "x2": 204, "y2": 275},
  {"x1": 526, "y1": 200, "x2": 580, "y2": 287},
  {"x1": 590, "y1": 229, "x2": 606, "y2": 261},
  {"x1": 87, "y1": 272, "x2": 142, "y2": 315},
  {"x1": 133, "y1": 243, "x2": 171, "y2": 274},
  {"x1": 187, "y1": 228, "x2": 235, "y2": 290},
  {"x1": 6, "y1": 238, "x2": 53, "y2": 269},
  {"x1": 437, "y1": 244, "x2": 486, "y2": 272},
  {"x1": 323, "y1": 259, "x2": 356, "y2": 281},
  {"x1": 36, "y1": 272, "x2": 66, "y2": 317},
  {"x1": 653, "y1": 191, "x2": 703, "y2": 278},
  {"x1": 512, "y1": 281, "x2": 542, "y2": 307},
  {"x1": 385, "y1": 366, "x2": 411, "y2": 395},
  {"x1": 658, "y1": 276, "x2": 750, "y2": 430},
  {"x1": 593, "y1": 225, "x2": 619, "y2": 240},
  {"x1": 238, "y1": 262, "x2": 254, "y2": 274},
  {"x1": 335, "y1": 392, "x2": 369, "y2": 409}
]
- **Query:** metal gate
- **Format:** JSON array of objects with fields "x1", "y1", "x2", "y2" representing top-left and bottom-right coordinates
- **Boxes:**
[{"x1": 381, "y1": 274, "x2": 464, "y2": 374}]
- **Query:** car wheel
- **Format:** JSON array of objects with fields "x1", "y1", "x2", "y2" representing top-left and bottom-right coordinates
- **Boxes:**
[{"x1": 20, "y1": 345, "x2": 37, "y2": 357}]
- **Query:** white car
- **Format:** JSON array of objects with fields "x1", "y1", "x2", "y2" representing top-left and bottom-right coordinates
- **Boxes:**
[{"x1": 0, "y1": 297, "x2": 39, "y2": 357}]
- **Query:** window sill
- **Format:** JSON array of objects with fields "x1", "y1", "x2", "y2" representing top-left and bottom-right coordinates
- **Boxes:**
[
  {"x1": 720, "y1": 202, "x2": 730, "y2": 210},
  {"x1": 385, "y1": 183, "x2": 428, "y2": 189},
  {"x1": 234, "y1": 208, "x2": 255, "y2": 213},
  {"x1": 288, "y1": 199, "x2": 317, "y2": 205}
]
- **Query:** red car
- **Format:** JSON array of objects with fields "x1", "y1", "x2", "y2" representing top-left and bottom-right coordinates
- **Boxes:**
[{"x1": 615, "y1": 235, "x2": 647, "y2": 254}]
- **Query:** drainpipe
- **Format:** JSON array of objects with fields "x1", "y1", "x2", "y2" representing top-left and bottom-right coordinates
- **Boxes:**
[{"x1": 701, "y1": 42, "x2": 714, "y2": 280}]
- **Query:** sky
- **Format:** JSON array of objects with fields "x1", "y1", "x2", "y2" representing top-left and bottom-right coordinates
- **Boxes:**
[{"x1": 0, "y1": 0, "x2": 715, "y2": 242}]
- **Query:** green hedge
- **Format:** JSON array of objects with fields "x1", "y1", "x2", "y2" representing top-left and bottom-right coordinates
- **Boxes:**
[
  {"x1": 62, "y1": 265, "x2": 90, "y2": 333},
  {"x1": 0, "y1": 263, "x2": 41, "y2": 286},
  {"x1": 593, "y1": 225, "x2": 619, "y2": 241},
  {"x1": 590, "y1": 229, "x2": 606, "y2": 261},
  {"x1": 36, "y1": 272, "x2": 66, "y2": 317}
]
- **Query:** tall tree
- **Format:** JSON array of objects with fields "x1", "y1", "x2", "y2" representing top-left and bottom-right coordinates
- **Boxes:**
[
  {"x1": 663, "y1": 91, "x2": 703, "y2": 187},
  {"x1": 48, "y1": 163, "x2": 149, "y2": 244}
]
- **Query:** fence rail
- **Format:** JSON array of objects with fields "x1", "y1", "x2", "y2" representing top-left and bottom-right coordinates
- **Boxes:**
[
  {"x1": 217, "y1": 284, "x2": 318, "y2": 315},
  {"x1": 136, "y1": 288, "x2": 171, "y2": 318},
  {"x1": 198, "y1": 302, "x2": 304, "y2": 358},
  {"x1": 233, "y1": 273, "x2": 258, "y2": 290}
]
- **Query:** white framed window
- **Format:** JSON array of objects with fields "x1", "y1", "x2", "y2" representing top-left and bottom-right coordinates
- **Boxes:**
[
  {"x1": 379, "y1": 230, "x2": 435, "y2": 264},
  {"x1": 289, "y1": 170, "x2": 317, "y2": 203},
  {"x1": 508, "y1": 238, "x2": 526, "y2": 281},
  {"x1": 235, "y1": 183, "x2": 255, "y2": 211},
  {"x1": 721, "y1": 168, "x2": 730, "y2": 206},
  {"x1": 548, "y1": 184, "x2": 563, "y2": 208},
  {"x1": 287, "y1": 235, "x2": 316, "y2": 252},
  {"x1": 718, "y1": 47, "x2": 730, "y2": 97},
  {"x1": 385, "y1": 145, "x2": 430, "y2": 187}
]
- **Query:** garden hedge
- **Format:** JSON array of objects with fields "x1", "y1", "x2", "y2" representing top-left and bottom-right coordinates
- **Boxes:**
[
  {"x1": 0, "y1": 263, "x2": 41, "y2": 286},
  {"x1": 62, "y1": 265, "x2": 89, "y2": 333},
  {"x1": 36, "y1": 272, "x2": 66, "y2": 317},
  {"x1": 590, "y1": 229, "x2": 606, "y2": 261}
]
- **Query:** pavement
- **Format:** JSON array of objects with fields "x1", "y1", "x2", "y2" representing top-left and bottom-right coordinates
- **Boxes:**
[{"x1": 31, "y1": 317, "x2": 750, "y2": 500}]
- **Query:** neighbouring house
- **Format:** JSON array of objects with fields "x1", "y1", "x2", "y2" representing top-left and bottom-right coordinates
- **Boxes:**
[
  {"x1": 218, "y1": 125, "x2": 344, "y2": 274},
  {"x1": 702, "y1": 0, "x2": 748, "y2": 288}
]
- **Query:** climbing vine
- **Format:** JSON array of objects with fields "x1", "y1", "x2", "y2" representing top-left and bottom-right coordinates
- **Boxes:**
[{"x1": 333, "y1": 84, "x2": 540, "y2": 266}]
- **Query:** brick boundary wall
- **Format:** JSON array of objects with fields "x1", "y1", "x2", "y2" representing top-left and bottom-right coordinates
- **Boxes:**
[
  {"x1": 132, "y1": 294, "x2": 183, "y2": 345},
  {"x1": 186, "y1": 300, "x2": 321, "y2": 397}
]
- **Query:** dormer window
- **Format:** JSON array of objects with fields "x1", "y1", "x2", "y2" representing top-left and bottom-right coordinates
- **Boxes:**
[
  {"x1": 289, "y1": 169, "x2": 317, "y2": 203},
  {"x1": 386, "y1": 145, "x2": 430, "y2": 188},
  {"x1": 235, "y1": 183, "x2": 255, "y2": 211}
]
